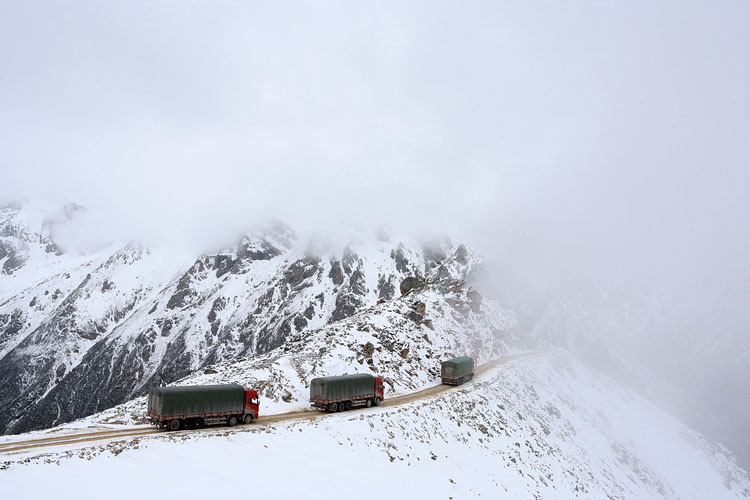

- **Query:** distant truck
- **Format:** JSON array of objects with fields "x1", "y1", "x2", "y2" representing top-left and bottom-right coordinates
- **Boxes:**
[
  {"x1": 441, "y1": 356, "x2": 474, "y2": 385},
  {"x1": 147, "y1": 384, "x2": 259, "y2": 431},
  {"x1": 310, "y1": 374, "x2": 384, "y2": 412}
]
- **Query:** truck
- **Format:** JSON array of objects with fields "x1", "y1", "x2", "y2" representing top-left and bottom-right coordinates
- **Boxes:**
[
  {"x1": 441, "y1": 356, "x2": 474, "y2": 385},
  {"x1": 147, "y1": 384, "x2": 259, "y2": 431},
  {"x1": 310, "y1": 373, "x2": 384, "y2": 412}
]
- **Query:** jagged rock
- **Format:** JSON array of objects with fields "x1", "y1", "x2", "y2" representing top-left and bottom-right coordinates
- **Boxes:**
[
  {"x1": 285, "y1": 257, "x2": 320, "y2": 288},
  {"x1": 400, "y1": 277, "x2": 425, "y2": 295},
  {"x1": 166, "y1": 290, "x2": 190, "y2": 310},
  {"x1": 208, "y1": 296, "x2": 226, "y2": 323},
  {"x1": 407, "y1": 311, "x2": 424, "y2": 323},
  {"x1": 215, "y1": 254, "x2": 235, "y2": 278},
  {"x1": 390, "y1": 245, "x2": 412, "y2": 274},
  {"x1": 304, "y1": 304, "x2": 315, "y2": 320},
  {"x1": 362, "y1": 342, "x2": 375, "y2": 358},
  {"x1": 237, "y1": 236, "x2": 281, "y2": 261},
  {"x1": 414, "y1": 301, "x2": 426, "y2": 315},
  {"x1": 341, "y1": 246, "x2": 359, "y2": 274},
  {"x1": 435, "y1": 265, "x2": 453, "y2": 280},
  {"x1": 349, "y1": 270, "x2": 367, "y2": 296},
  {"x1": 328, "y1": 259, "x2": 344, "y2": 285},
  {"x1": 293, "y1": 315, "x2": 308, "y2": 331},
  {"x1": 377, "y1": 275, "x2": 395, "y2": 300},
  {"x1": 1, "y1": 243, "x2": 26, "y2": 274},
  {"x1": 159, "y1": 319, "x2": 173, "y2": 337},
  {"x1": 0, "y1": 311, "x2": 25, "y2": 346},
  {"x1": 331, "y1": 292, "x2": 362, "y2": 322}
]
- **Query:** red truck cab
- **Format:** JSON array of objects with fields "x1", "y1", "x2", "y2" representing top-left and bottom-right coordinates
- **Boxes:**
[
  {"x1": 244, "y1": 388, "x2": 260, "y2": 421},
  {"x1": 374, "y1": 377, "x2": 384, "y2": 402}
]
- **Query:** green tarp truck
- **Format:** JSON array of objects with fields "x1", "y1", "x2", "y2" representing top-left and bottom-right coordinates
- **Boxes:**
[
  {"x1": 441, "y1": 356, "x2": 474, "y2": 385},
  {"x1": 147, "y1": 384, "x2": 259, "y2": 431},
  {"x1": 310, "y1": 373, "x2": 385, "y2": 413}
]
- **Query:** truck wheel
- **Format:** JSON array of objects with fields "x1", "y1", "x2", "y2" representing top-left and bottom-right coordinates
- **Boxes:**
[
  {"x1": 168, "y1": 419, "x2": 181, "y2": 432},
  {"x1": 345, "y1": 401, "x2": 353, "y2": 411},
  {"x1": 365, "y1": 399, "x2": 372, "y2": 408},
  {"x1": 374, "y1": 397, "x2": 381, "y2": 407},
  {"x1": 328, "y1": 402, "x2": 338, "y2": 413},
  {"x1": 243, "y1": 414, "x2": 254, "y2": 424},
  {"x1": 194, "y1": 419, "x2": 204, "y2": 429},
  {"x1": 228, "y1": 416, "x2": 238, "y2": 427}
]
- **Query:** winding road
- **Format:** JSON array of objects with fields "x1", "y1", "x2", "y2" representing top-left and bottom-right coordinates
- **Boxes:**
[{"x1": 0, "y1": 352, "x2": 533, "y2": 456}]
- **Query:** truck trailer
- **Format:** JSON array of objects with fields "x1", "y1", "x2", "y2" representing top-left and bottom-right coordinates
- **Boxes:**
[
  {"x1": 147, "y1": 384, "x2": 259, "y2": 431},
  {"x1": 441, "y1": 356, "x2": 474, "y2": 385},
  {"x1": 310, "y1": 373, "x2": 384, "y2": 412}
]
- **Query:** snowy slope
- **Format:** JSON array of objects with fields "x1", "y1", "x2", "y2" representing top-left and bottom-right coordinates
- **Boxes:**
[
  {"x1": 61, "y1": 279, "x2": 516, "y2": 422},
  {"x1": 0, "y1": 201, "x2": 494, "y2": 435},
  {"x1": 532, "y1": 271, "x2": 750, "y2": 471},
  {"x1": 2, "y1": 352, "x2": 747, "y2": 500}
]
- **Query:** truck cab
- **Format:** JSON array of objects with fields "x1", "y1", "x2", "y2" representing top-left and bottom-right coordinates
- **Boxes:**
[
  {"x1": 374, "y1": 377, "x2": 385, "y2": 402},
  {"x1": 244, "y1": 388, "x2": 260, "y2": 421}
]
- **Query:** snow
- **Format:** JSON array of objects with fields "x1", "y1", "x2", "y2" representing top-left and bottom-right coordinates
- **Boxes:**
[
  {"x1": 2, "y1": 352, "x2": 747, "y2": 500},
  {"x1": 2, "y1": 201, "x2": 749, "y2": 499}
]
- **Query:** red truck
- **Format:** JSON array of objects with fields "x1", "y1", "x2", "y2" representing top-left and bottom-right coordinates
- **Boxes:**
[
  {"x1": 310, "y1": 374, "x2": 384, "y2": 412},
  {"x1": 147, "y1": 384, "x2": 259, "y2": 431}
]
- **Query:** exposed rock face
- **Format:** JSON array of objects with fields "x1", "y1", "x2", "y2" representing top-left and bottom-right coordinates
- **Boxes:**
[
  {"x1": 0, "y1": 203, "x2": 484, "y2": 435},
  {"x1": 400, "y1": 277, "x2": 425, "y2": 295}
]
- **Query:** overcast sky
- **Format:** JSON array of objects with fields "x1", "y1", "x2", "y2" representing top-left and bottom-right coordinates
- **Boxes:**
[{"x1": 1, "y1": 1, "x2": 748, "y2": 289}]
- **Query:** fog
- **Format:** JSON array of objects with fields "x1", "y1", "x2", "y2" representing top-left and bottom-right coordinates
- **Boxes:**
[
  {"x1": 1, "y1": 0, "x2": 750, "y2": 473},
  {"x1": 1, "y1": 0, "x2": 747, "y2": 290}
]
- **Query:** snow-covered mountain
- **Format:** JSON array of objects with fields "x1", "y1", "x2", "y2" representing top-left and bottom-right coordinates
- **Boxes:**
[
  {"x1": 0, "y1": 201, "x2": 495, "y2": 435},
  {"x1": 2, "y1": 200, "x2": 749, "y2": 498}
]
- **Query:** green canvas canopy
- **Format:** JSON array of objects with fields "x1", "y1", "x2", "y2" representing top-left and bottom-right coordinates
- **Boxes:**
[
  {"x1": 148, "y1": 384, "x2": 244, "y2": 417},
  {"x1": 310, "y1": 374, "x2": 375, "y2": 401},
  {"x1": 441, "y1": 356, "x2": 474, "y2": 378}
]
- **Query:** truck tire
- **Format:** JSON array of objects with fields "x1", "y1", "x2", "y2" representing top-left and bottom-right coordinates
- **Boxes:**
[
  {"x1": 345, "y1": 401, "x2": 353, "y2": 411},
  {"x1": 228, "y1": 415, "x2": 238, "y2": 427},
  {"x1": 328, "y1": 402, "x2": 338, "y2": 413},
  {"x1": 365, "y1": 399, "x2": 372, "y2": 408},
  {"x1": 243, "y1": 414, "x2": 254, "y2": 424},
  {"x1": 374, "y1": 397, "x2": 381, "y2": 407},
  {"x1": 194, "y1": 418, "x2": 204, "y2": 429},
  {"x1": 168, "y1": 419, "x2": 181, "y2": 432}
]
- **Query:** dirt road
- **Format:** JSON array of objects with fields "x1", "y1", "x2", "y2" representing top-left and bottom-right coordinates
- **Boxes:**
[{"x1": 0, "y1": 351, "x2": 535, "y2": 455}]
